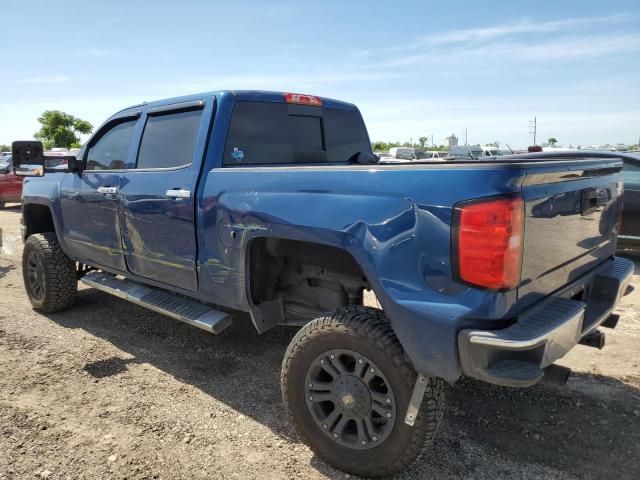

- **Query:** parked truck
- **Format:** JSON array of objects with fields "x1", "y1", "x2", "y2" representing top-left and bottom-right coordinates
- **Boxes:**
[{"x1": 12, "y1": 90, "x2": 634, "y2": 477}]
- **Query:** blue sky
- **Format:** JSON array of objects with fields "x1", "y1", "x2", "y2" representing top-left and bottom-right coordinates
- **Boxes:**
[{"x1": 1, "y1": 0, "x2": 639, "y2": 148}]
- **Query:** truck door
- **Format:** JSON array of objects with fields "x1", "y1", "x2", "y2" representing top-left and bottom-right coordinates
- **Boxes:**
[
  {"x1": 59, "y1": 116, "x2": 139, "y2": 270},
  {"x1": 117, "y1": 100, "x2": 208, "y2": 292}
]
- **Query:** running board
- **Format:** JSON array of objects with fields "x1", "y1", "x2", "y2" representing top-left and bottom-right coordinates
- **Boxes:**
[{"x1": 81, "y1": 272, "x2": 233, "y2": 334}]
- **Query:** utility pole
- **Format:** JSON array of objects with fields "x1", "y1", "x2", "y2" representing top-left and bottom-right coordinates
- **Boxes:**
[
  {"x1": 431, "y1": 133, "x2": 434, "y2": 149},
  {"x1": 464, "y1": 128, "x2": 468, "y2": 146},
  {"x1": 529, "y1": 117, "x2": 537, "y2": 146}
]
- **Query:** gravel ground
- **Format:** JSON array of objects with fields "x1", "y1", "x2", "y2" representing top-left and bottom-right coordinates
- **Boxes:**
[{"x1": 1, "y1": 204, "x2": 639, "y2": 480}]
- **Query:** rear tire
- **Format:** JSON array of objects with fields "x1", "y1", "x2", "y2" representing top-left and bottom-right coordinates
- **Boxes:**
[
  {"x1": 281, "y1": 306, "x2": 444, "y2": 478},
  {"x1": 22, "y1": 232, "x2": 77, "y2": 313}
]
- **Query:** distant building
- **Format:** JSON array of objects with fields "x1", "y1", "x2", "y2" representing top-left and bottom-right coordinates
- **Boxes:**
[{"x1": 446, "y1": 134, "x2": 458, "y2": 147}]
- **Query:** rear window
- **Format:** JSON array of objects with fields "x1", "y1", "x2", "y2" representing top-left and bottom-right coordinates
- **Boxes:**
[{"x1": 223, "y1": 101, "x2": 370, "y2": 166}]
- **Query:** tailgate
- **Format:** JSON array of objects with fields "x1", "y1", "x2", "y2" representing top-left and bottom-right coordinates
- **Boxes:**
[{"x1": 517, "y1": 159, "x2": 623, "y2": 310}]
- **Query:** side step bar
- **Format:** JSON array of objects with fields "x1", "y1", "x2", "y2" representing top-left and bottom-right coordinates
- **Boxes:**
[{"x1": 81, "y1": 272, "x2": 233, "y2": 334}]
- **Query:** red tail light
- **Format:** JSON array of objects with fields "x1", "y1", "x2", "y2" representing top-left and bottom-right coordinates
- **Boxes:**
[
  {"x1": 284, "y1": 92, "x2": 322, "y2": 106},
  {"x1": 454, "y1": 195, "x2": 524, "y2": 290}
]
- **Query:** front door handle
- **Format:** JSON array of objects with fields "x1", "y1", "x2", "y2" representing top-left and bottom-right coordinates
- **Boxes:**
[
  {"x1": 97, "y1": 186, "x2": 118, "y2": 194},
  {"x1": 166, "y1": 188, "x2": 191, "y2": 199}
]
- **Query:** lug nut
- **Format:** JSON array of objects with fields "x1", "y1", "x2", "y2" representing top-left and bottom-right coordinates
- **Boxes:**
[
  {"x1": 361, "y1": 440, "x2": 367, "y2": 446},
  {"x1": 308, "y1": 382, "x2": 313, "y2": 388},
  {"x1": 386, "y1": 412, "x2": 392, "y2": 418},
  {"x1": 386, "y1": 398, "x2": 391, "y2": 404},
  {"x1": 308, "y1": 395, "x2": 314, "y2": 401},
  {"x1": 358, "y1": 359, "x2": 363, "y2": 364},
  {"x1": 320, "y1": 359, "x2": 325, "y2": 364},
  {"x1": 330, "y1": 354, "x2": 335, "y2": 359},
  {"x1": 322, "y1": 424, "x2": 328, "y2": 429},
  {"x1": 370, "y1": 368, "x2": 376, "y2": 373},
  {"x1": 333, "y1": 433, "x2": 338, "y2": 438},
  {"x1": 372, "y1": 436, "x2": 378, "y2": 442}
]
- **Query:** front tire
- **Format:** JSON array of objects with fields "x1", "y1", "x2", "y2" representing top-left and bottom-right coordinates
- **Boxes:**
[
  {"x1": 22, "y1": 232, "x2": 77, "y2": 313},
  {"x1": 282, "y1": 306, "x2": 444, "y2": 478}
]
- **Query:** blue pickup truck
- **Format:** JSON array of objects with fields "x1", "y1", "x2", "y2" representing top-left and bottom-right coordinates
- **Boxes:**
[{"x1": 11, "y1": 90, "x2": 635, "y2": 477}]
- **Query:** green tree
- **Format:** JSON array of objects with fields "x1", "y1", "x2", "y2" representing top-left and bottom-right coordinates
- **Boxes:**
[
  {"x1": 0, "y1": 144, "x2": 10, "y2": 152},
  {"x1": 372, "y1": 141, "x2": 390, "y2": 152},
  {"x1": 547, "y1": 137, "x2": 558, "y2": 147},
  {"x1": 418, "y1": 136, "x2": 428, "y2": 149},
  {"x1": 34, "y1": 110, "x2": 93, "y2": 150}
]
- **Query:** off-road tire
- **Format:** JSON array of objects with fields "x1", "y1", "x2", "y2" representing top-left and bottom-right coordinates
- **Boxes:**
[
  {"x1": 0, "y1": 200, "x2": 5, "y2": 209},
  {"x1": 282, "y1": 306, "x2": 444, "y2": 478},
  {"x1": 22, "y1": 232, "x2": 77, "y2": 313}
]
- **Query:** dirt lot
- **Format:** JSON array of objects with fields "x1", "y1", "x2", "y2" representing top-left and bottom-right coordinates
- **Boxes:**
[{"x1": 1, "y1": 205, "x2": 639, "y2": 480}]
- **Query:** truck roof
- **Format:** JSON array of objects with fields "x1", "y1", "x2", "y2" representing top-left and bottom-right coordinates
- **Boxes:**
[{"x1": 111, "y1": 90, "x2": 358, "y2": 119}]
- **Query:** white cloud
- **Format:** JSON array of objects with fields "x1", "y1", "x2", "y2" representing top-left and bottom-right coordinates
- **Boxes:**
[
  {"x1": 21, "y1": 75, "x2": 70, "y2": 84},
  {"x1": 76, "y1": 48, "x2": 118, "y2": 58},
  {"x1": 382, "y1": 33, "x2": 640, "y2": 67},
  {"x1": 404, "y1": 12, "x2": 639, "y2": 49}
]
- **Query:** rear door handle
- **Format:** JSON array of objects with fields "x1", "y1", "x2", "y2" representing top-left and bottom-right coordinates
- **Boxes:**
[
  {"x1": 166, "y1": 188, "x2": 191, "y2": 199},
  {"x1": 97, "y1": 186, "x2": 118, "y2": 194}
]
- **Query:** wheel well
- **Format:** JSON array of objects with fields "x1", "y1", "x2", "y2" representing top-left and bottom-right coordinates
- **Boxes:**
[
  {"x1": 248, "y1": 238, "x2": 370, "y2": 331},
  {"x1": 23, "y1": 204, "x2": 55, "y2": 238}
]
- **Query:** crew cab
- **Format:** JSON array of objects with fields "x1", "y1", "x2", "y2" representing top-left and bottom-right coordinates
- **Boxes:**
[{"x1": 11, "y1": 90, "x2": 634, "y2": 478}]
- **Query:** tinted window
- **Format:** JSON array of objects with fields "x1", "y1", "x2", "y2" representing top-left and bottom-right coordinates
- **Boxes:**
[
  {"x1": 623, "y1": 159, "x2": 640, "y2": 185},
  {"x1": 86, "y1": 120, "x2": 136, "y2": 170},
  {"x1": 323, "y1": 107, "x2": 371, "y2": 163},
  {"x1": 223, "y1": 101, "x2": 370, "y2": 166},
  {"x1": 137, "y1": 109, "x2": 202, "y2": 169},
  {"x1": 623, "y1": 159, "x2": 640, "y2": 172}
]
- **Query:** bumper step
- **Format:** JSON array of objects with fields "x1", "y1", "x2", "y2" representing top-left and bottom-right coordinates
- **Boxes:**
[
  {"x1": 81, "y1": 272, "x2": 233, "y2": 334},
  {"x1": 487, "y1": 360, "x2": 543, "y2": 387}
]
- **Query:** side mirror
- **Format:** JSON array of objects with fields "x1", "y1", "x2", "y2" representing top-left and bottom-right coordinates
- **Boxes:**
[
  {"x1": 67, "y1": 156, "x2": 81, "y2": 172},
  {"x1": 12, "y1": 141, "x2": 44, "y2": 177}
]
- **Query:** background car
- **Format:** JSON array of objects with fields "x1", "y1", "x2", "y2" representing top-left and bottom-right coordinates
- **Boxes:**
[
  {"x1": 0, "y1": 158, "x2": 23, "y2": 208},
  {"x1": 43, "y1": 150, "x2": 71, "y2": 169},
  {"x1": 618, "y1": 153, "x2": 640, "y2": 253}
]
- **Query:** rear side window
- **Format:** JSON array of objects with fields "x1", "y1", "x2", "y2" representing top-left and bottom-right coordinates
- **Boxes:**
[
  {"x1": 86, "y1": 120, "x2": 136, "y2": 170},
  {"x1": 623, "y1": 159, "x2": 640, "y2": 185},
  {"x1": 136, "y1": 109, "x2": 202, "y2": 169},
  {"x1": 223, "y1": 101, "x2": 370, "y2": 166}
]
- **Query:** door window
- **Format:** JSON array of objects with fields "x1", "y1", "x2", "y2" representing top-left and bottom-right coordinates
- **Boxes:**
[
  {"x1": 623, "y1": 159, "x2": 640, "y2": 186},
  {"x1": 86, "y1": 120, "x2": 137, "y2": 170},
  {"x1": 136, "y1": 110, "x2": 203, "y2": 169}
]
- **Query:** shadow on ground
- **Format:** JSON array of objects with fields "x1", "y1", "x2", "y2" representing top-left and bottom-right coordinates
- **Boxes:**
[
  {"x1": 0, "y1": 264, "x2": 15, "y2": 279},
  {"x1": 44, "y1": 288, "x2": 640, "y2": 479},
  {"x1": 0, "y1": 204, "x2": 22, "y2": 211}
]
